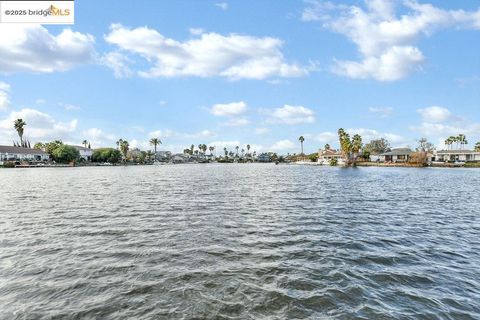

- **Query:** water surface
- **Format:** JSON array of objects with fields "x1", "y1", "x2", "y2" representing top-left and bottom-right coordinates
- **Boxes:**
[{"x1": 1, "y1": 164, "x2": 479, "y2": 319}]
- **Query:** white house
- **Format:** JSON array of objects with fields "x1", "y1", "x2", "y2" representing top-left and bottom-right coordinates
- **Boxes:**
[
  {"x1": 69, "y1": 145, "x2": 93, "y2": 161},
  {"x1": 0, "y1": 146, "x2": 49, "y2": 164},
  {"x1": 435, "y1": 150, "x2": 480, "y2": 162},
  {"x1": 317, "y1": 149, "x2": 343, "y2": 165}
]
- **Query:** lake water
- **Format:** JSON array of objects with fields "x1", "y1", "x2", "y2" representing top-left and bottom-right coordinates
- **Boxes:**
[{"x1": 1, "y1": 164, "x2": 479, "y2": 319}]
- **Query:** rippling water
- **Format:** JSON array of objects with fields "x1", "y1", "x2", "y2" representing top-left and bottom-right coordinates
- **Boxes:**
[{"x1": 1, "y1": 164, "x2": 479, "y2": 319}]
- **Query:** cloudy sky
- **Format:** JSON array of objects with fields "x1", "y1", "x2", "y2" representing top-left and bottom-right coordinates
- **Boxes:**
[{"x1": 0, "y1": 0, "x2": 479, "y2": 154}]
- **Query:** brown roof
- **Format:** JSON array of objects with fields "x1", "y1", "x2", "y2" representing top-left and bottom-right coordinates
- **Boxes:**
[{"x1": 0, "y1": 145, "x2": 48, "y2": 155}]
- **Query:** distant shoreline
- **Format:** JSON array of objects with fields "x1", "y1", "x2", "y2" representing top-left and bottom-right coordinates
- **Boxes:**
[{"x1": 2, "y1": 161, "x2": 480, "y2": 169}]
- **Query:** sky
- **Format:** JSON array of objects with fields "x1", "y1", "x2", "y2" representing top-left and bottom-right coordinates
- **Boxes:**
[{"x1": 0, "y1": 0, "x2": 479, "y2": 154}]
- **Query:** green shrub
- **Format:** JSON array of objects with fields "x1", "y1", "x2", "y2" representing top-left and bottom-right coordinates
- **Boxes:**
[
  {"x1": 330, "y1": 158, "x2": 338, "y2": 166},
  {"x1": 92, "y1": 148, "x2": 122, "y2": 163},
  {"x1": 2, "y1": 161, "x2": 15, "y2": 168},
  {"x1": 52, "y1": 145, "x2": 80, "y2": 163}
]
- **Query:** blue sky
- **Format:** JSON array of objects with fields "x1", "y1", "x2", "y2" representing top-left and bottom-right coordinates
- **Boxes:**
[{"x1": 0, "y1": 0, "x2": 479, "y2": 154}]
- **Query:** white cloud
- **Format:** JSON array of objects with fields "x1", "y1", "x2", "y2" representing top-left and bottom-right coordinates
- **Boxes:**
[
  {"x1": 266, "y1": 105, "x2": 316, "y2": 125},
  {"x1": 148, "y1": 129, "x2": 216, "y2": 140},
  {"x1": 332, "y1": 46, "x2": 424, "y2": 81},
  {"x1": 104, "y1": 24, "x2": 309, "y2": 80},
  {"x1": 82, "y1": 128, "x2": 116, "y2": 147},
  {"x1": 101, "y1": 51, "x2": 133, "y2": 78},
  {"x1": 215, "y1": 2, "x2": 228, "y2": 10},
  {"x1": 417, "y1": 106, "x2": 451, "y2": 123},
  {"x1": 211, "y1": 101, "x2": 247, "y2": 117},
  {"x1": 346, "y1": 128, "x2": 407, "y2": 146},
  {"x1": 0, "y1": 108, "x2": 77, "y2": 144},
  {"x1": 35, "y1": 98, "x2": 47, "y2": 105},
  {"x1": 64, "y1": 104, "x2": 81, "y2": 111},
  {"x1": 315, "y1": 131, "x2": 338, "y2": 144},
  {"x1": 270, "y1": 139, "x2": 296, "y2": 152},
  {"x1": 0, "y1": 25, "x2": 95, "y2": 74},
  {"x1": 159, "y1": 100, "x2": 167, "y2": 106},
  {"x1": 189, "y1": 28, "x2": 205, "y2": 35},
  {"x1": 302, "y1": 1, "x2": 480, "y2": 81},
  {"x1": 0, "y1": 81, "x2": 10, "y2": 110},
  {"x1": 255, "y1": 127, "x2": 269, "y2": 135},
  {"x1": 369, "y1": 106, "x2": 393, "y2": 118},
  {"x1": 208, "y1": 140, "x2": 240, "y2": 149},
  {"x1": 410, "y1": 122, "x2": 480, "y2": 139}
]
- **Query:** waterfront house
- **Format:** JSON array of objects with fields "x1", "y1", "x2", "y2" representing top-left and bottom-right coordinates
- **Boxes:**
[
  {"x1": 171, "y1": 153, "x2": 190, "y2": 164},
  {"x1": 0, "y1": 146, "x2": 49, "y2": 164},
  {"x1": 257, "y1": 153, "x2": 272, "y2": 162},
  {"x1": 317, "y1": 149, "x2": 343, "y2": 165},
  {"x1": 435, "y1": 150, "x2": 480, "y2": 162},
  {"x1": 69, "y1": 145, "x2": 93, "y2": 161},
  {"x1": 155, "y1": 151, "x2": 172, "y2": 162},
  {"x1": 378, "y1": 148, "x2": 413, "y2": 163}
]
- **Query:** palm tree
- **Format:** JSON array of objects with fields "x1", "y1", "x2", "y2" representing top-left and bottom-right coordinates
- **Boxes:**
[
  {"x1": 235, "y1": 146, "x2": 239, "y2": 156},
  {"x1": 351, "y1": 134, "x2": 363, "y2": 162},
  {"x1": 14, "y1": 119, "x2": 27, "y2": 147},
  {"x1": 444, "y1": 138, "x2": 451, "y2": 150},
  {"x1": 338, "y1": 128, "x2": 355, "y2": 166},
  {"x1": 82, "y1": 140, "x2": 88, "y2": 149},
  {"x1": 324, "y1": 143, "x2": 331, "y2": 151},
  {"x1": 116, "y1": 139, "x2": 129, "y2": 161},
  {"x1": 475, "y1": 141, "x2": 480, "y2": 152},
  {"x1": 247, "y1": 144, "x2": 251, "y2": 155},
  {"x1": 150, "y1": 137, "x2": 162, "y2": 153},
  {"x1": 209, "y1": 146, "x2": 214, "y2": 155},
  {"x1": 241, "y1": 148, "x2": 245, "y2": 158},
  {"x1": 298, "y1": 136, "x2": 305, "y2": 155},
  {"x1": 457, "y1": 134, "x2": 467, "y2": 149}
]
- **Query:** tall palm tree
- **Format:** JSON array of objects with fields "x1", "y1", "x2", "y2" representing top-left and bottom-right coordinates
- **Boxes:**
[
  {"x1": 14, "y1": 119, "x2": 27, "y2": 147},
  {"x1": 116, "y1": 139, "x2": 129, "y2": 161},
  {"x1": 351, "y1": 134, "x2": 363, "y2": 162},
  {"x1": 298, "y1": 136, "x2": 305, "y2": 155},
  {"x1": 324, "y1": 144, "x2": 331, "y2": 151},
  {"x1": 444, "y1": 138, "x2": 450, "y2": 150},
  {"x1": 150, "y1": 137, "x2": 162, "y2": 153},
  {"x1": 82, "y1": 140, "x2": 88, "y2": 149},
  {"x1": 247, "y1": 144, "x2": 251, "y2": 154},
  {"x1": 209, "y1": 146, "x2": 214, "y2": 155},
  {"x1": 457, "y1": 134, "x2": 467, "y2": 149},
  {"x1": 235, "y1": 146, "x2": 239, "y2": 156},
  {"x1": 475, "y1": 141, "x2": 480, "y2": 152},
  {"x1": 338, "y1": 128, "x2": 353, "y2": 165}
]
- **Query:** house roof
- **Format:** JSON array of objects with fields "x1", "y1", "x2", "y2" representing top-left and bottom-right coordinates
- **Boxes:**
[
  {"x1": 320, "y1": 149, "x2": 340, "y2": 155},
  {"x1": 380, "y1": 148, "x2": 413, "y2": 156},
  {"x1": 436, "y1": 149, "x2": 478, "y2": 154},
  {"x1": 0, "y1": 145, "x2": 48, "y2": 155}
]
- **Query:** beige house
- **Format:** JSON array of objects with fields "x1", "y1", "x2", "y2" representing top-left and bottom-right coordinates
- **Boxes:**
[{"x1": 317, "y1": 149, "x2": 343, "y2": 165}]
